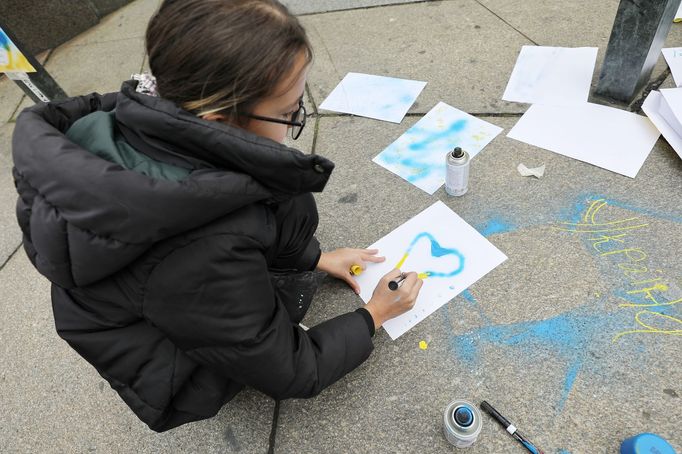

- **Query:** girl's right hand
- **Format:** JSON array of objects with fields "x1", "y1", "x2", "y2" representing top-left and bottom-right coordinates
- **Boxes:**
[{"x1": 364, "y1": 269, "x2": 423, "y2": 330}]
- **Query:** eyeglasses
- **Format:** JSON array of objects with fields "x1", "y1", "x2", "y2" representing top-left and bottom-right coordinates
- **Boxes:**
[{"x1": 243, "y1": 99, "x2": 307, "y2": 140}]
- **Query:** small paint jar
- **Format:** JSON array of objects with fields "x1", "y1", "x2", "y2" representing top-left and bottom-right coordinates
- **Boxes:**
[{"x1": 443, "y1": 399, "x2": 482, "y2": 448}]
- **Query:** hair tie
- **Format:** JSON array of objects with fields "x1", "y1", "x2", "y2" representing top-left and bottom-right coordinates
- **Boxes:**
[{"x1": 130, "y1": 72, "x2": 159, "y2": 97}]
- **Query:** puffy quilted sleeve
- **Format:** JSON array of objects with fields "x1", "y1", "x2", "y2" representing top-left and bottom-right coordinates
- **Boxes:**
[{"x1": 144, "y1": 231, "x2": 374, "y2": 399}]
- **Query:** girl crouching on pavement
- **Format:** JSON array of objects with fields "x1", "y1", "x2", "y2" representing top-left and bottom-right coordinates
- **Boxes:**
[{"x1": 12, "y1": 0, "x2": 422, "y2": 431}]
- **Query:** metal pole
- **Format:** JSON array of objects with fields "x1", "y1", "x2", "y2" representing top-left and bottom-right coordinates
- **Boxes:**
[
  {"x1": 0, "y1": 21, "x2": 68, "y2": 103},
  {"x1": 595, "y1": 0, "x2": 682, "y2": 103}
]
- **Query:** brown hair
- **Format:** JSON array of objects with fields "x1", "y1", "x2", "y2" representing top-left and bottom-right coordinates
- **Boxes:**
[{"x1": 146, "y1": 0, "x2": 312, "y2": 118}]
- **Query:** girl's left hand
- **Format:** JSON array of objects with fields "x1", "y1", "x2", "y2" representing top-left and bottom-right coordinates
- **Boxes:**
[{"x1": 316, "y1": 248, "x2": 385, "y2": 294}]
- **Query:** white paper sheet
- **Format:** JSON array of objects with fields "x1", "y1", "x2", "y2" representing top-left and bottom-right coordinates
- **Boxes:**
[
  {"x1": 507, "y1": 102, "x2": 660, "y2": 178},
  {"x1": 502, "y1": 46, "x2": 598, "y2": 106},
  {"x1": 658, "y1": 88, "x2": 682, "y2": 137},
  {"x1": 642, "y1": 90, "x2": 682, "y2": 160},
  {"x1": 661, "y1": 48, "x2": 682, "y2": 87},
  {"x1": 373, "y1": 102, "x2": 503, "y2": 194},
  {"x1": 355, "y1": 201, "x2": 507, "y2": 340},
  {"x1": 319, "y1": 73, "x2": 426, "y2": 123}
]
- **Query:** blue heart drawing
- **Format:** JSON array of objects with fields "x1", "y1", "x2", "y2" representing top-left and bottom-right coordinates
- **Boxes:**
[{"x1": 395, "y1": 232, "x2": 465, "y2": 278}]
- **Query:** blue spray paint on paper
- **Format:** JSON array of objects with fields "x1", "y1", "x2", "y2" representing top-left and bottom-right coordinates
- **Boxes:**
[
  {"x1": 373, "y1": 102, "x2": 502, "y2": 194},
  {"x1": 408, "y1": 120, "x2": 468, "y2": 152},
  {"x1": 403, "y1": 232, "x2": 464, "y2": 278},
  {"x1": 319, "y1": 73, "x2": 426, "y2": 123}
]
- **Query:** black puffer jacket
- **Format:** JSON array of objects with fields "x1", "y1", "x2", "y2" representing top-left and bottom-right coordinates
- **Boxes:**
[{"x1": 12, "y1": 81, "x2": 373, "y2": 432}]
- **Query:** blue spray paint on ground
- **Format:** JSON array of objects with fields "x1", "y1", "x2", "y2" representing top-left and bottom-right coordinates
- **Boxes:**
[
  {"x1": 558, "y1": 193, "x2": 682, "y2": 323},
  {"x1": 561, "y1": 193, "x2": 682, "y2": 225},
  {"x1": 603, "y1": 198, "x2": 682, "y2": 224},
  {"x1": 475, "y1": 218, "x2": 518, "y2": 237},
  {"x1": 437, "y1": 193, "x2": 679, "y2": 416},
  {"x1": 448, "y1": 192, "x2": 680, "y2": 250},
  {"x1": 613, "y1": 289, "x2": 675, "y2": 316},
  {"x1": 460, "y1": 289, "x2": 476, "y2": 304},
  {"x1": 448, "y1": 289, "x2": 493, "y2": 325},
  {"x1": 449, "y1": 303, "x2": 628, "y2": 411}
]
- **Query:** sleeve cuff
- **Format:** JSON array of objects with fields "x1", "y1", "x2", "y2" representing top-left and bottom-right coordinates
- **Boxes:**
[
  {"x1": 296, "y1": 236, "x2": 321, "y2": 272},
  {"x1": 354, "y1": 307, "x2": 376, "y2": 337},
  {"x1": 310, "y1": 248, "x2": 322, "y2": 271}
]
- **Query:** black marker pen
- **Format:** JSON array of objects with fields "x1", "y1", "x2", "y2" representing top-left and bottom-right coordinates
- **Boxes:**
[
  {"x1": 480, "y1": 401, "x2": 545, "y2": 454},
  {"x1": 388, "y1": 273, "x2": 406, "y2": 291}
]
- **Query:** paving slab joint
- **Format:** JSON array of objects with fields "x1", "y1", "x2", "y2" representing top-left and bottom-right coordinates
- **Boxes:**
[
  {"x1": 8, "y1": 96, "x2": 27, "y2": 123},
  {"x1": 294, "y1": 0, "x2": 433, "y2": 17},
  {"x1": 472, "y1": 0, "x2": 539, "y2": 45},
  {"x1": 310, "y1": 112, "x2": 523, "y2": 119},
  {"x1": 0, "y1": 243, "x2": 23, "y2": 272},
  {"x1": 305, "y1": 82, "x2": 318, "y2": 115},
  {"x1": 267, "y1": 400, "x2": 280, "y2": 454},
  {"x1": 310, "y1": 115, "x2": 320, "y2": 156}
]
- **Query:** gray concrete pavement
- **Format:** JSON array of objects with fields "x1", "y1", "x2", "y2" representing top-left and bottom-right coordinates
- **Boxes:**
[
  {"x1": 1, "y1": 0, "x2": 681, "y2": 453},
  {"x1": 0, "y1": 251, "x2": 274, "y2": 454},
  {"x1": 280, "y1": 115, "x2": 682, "y2": 454},
  {"x1": 0, "y1": 81, "x2": 23, "y2": 125},
  {"x1": 0, "y1": 123, "x2": 22, "y2": 265},
  {"x1": 281, "y1": 0, "x2": 421, "y2": 15},
  {"x1": 302, "y1": 0, "x2": 532, "y2": 115}
]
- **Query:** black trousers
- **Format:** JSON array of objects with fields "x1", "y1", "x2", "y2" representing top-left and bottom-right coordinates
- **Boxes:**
[{"x1": 268, "y1": 193, "x2": 323, "y2": 324}]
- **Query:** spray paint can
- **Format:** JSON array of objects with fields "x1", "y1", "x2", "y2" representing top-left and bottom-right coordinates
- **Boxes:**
[
  {"x1": 445, "y1": 147, "x2": 470, "y2": 196},
  {"x1": 443, "y1": 399, "x2": 482, "y2": 448}
]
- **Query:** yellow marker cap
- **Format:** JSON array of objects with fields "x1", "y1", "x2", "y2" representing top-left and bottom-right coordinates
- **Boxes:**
[{"x1": 350, "y1": 265, "x2": 363, "y2": 276}]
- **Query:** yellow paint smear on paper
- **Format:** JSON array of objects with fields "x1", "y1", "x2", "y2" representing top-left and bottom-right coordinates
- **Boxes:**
[{"x1": 394, "y1": 252, "x2": 431, "y2": 280}]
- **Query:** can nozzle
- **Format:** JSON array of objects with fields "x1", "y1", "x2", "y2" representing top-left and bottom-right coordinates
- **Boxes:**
[
  {"x1": 452, "y1": 147, "x2": 464, "y2": 158},
  {"x1": 454, "y1": 406, "x2": 474, "y2": 427}
]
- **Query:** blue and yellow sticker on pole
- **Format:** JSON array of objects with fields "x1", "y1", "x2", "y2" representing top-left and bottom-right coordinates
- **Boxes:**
[{"x1": 0, "y1": 26, "x2": 36, "y2": 73}]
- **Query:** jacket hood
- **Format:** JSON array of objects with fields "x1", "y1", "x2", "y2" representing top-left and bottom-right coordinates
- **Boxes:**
[{"x1": 12, "y1": 81, "x2": 334, "y2": 288}]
